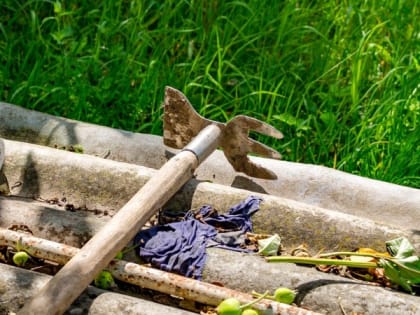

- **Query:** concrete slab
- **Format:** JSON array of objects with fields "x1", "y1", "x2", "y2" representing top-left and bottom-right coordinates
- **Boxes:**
[
  {"x1": 1, "y1": 102, "x2": 419, "y2": 229},
  {"x1": 2, "y1": 139, "x2": 418, "y2": 252}
]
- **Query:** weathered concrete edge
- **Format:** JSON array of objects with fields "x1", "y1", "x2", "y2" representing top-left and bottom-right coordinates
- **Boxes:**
[
  {"x1": 0, "y1": 264, "x2": 196, "y2": 315},
  {"x1": 2, "y1": 139, "x2": 419, "y2": 252},
  {"x1": 88, "y1": 293, "x2": 200, "y2": 315},
  {"x1": 1, "y1": 102, "x2": 419, "y2": 225}
]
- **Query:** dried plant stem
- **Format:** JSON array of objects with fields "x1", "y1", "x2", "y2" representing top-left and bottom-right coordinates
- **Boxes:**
[{"x1": 266, "y1": 256, "x2": 378, "y2": 269}]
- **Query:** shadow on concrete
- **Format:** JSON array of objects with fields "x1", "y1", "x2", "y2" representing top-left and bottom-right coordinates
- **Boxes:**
[
  {"x1": 231, "y1": 175, "x2": 268, "y2": 194},
  {"x1": 0, "y1": 102, "x2": 80, "y2": 148},
  {"x1": 17, "y1": 153, "x2": 40, "y2": 198},
  {"x1": 411, "y1": 229, "x2": 420, "y2": 236},
  {"x1": 0, "y1": 101, "x2": 156, "y2": 147},
  {"x1": 294, "y1": 278, "x2": 372, "y2": 304},
  {"x1": 164, "y1": 149, "x2": 175, "y2": 160},
  {"x1": 0, "y1": 135, "x2": 105, "y2": 312}
]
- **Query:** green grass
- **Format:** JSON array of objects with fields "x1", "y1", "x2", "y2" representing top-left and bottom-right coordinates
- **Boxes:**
[{"x1": 1, "y1": 0, "x2": 419, "y2": 188}]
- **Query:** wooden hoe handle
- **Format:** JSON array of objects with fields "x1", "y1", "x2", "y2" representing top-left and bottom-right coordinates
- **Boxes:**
[{"x1": 18, "y1": 125, "x2": 221, "y2": 315}]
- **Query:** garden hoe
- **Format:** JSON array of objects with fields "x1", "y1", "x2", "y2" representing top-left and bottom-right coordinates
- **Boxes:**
[{"x1": 18, "y1": 86, "x2": 283, "y2": 315}]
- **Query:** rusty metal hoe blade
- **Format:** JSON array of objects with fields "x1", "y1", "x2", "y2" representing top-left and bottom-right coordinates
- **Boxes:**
[
  {"x1": 163, "y1": 86, "x2": 223, "y2": 148},
  {"x1": 163, "y1": 88, "x2": 284, "y2": 179}
]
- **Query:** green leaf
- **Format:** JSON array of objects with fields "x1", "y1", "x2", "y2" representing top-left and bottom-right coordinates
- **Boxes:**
[
  {"x1": 385, "y1": 237, "x2": 414, "y2": 258},
  {"x1": 273, "y1": 113, "x2": 300, "y2": 126},
  {"x1": 53, "y1": 1, "x2": 62, "y2": 14},
  {"x1": 319, "y1": 111, "x2": 336, "y2": 128},
  {"x1": 380, "y1": 256, "x2": 420, "y2": 293},
  {"x1": 272, "y1": 113, "x2": 311, "y2": 133},
  {"x1": 380, "y1": 237, "x2": 420, "y2": 293},
  {"x1": 51, "y1": 26, "x2": 74, "y2": 44},
  {"x1": 258, "y1": 234, "x2": 281, "y2": 256}
]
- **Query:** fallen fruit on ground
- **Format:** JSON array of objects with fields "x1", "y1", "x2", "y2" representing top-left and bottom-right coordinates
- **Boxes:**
[
  {"x1": 252, "y1": 287, "x2": 296, "y2": 305},
  {"x1": 217, "y1": 298, "x2": 241, "y2": 315},
  {"x1": 274, "y1": 287, "x2": 296, "y2": 304},
  {"x1": 94, "y1": 270, "x2": 115, "y2": 290},
  {"x1": 217, "y1": 291, "x2": 268, "y2": 315},
  {"x1": 12, "y1": 251, "x2": 29, "y2": 266}
]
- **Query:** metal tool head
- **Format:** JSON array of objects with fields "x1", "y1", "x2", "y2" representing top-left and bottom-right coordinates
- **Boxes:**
[{"x1": 163, "y1": 87, "x2": 283, "y2": 179}]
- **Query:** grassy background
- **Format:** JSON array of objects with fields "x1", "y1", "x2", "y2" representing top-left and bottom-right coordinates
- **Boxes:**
[{"x1": 1, "y1": 0, "x2": 419, "y2": 188}]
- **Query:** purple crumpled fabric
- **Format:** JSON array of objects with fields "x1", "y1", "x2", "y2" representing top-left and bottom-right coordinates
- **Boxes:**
[{"x1": 134, "y1": 196, "x2": 262, "y2": 279}]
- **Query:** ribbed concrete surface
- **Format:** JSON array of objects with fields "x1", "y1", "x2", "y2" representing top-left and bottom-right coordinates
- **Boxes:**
[{"x1": 1, "y1": 102, "x2": 419, "y2": 230}]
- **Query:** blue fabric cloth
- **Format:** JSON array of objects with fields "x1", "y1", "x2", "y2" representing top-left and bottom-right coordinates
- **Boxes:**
[{"x1": 134, "y1": 196, "x2": 262, "y2": 279}]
